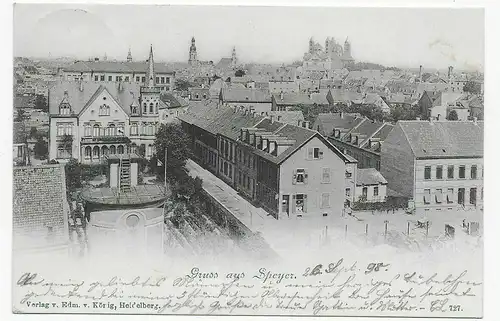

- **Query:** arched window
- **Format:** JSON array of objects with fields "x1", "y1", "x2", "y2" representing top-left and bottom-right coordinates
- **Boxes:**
[
  {"x1": 93, "y1": 124, "x2": 100, "y2": 137},
  {"x1": 84, "y1": 125, "x2": 91, "y2": 137},
  {"x1": 155, "y1": 102, "x2": 158, "y2": 114},
  {"x1": 117, "y1": 145, "x2": 124, "y2": 154},
  {"x1": 99, "y1": 104, "x2": 110, "y2": 116},
  {"x1": 143, "y1": 102, "x2": 147, "y2": 113},
  {"x1": 117, "y1": 125, "x2": 124, "y2": 136},
  {"x1": 131, "y1": 106, "x2": 137, "y2": 114},
  {"x1": 93, "y1": 146, "x2": 100, "y2": 159},
  {"x1": 109, "y1": 124, "x2": 116, "y2": 136},
  {"x1": 149, "y1": 102, "x2": 154, "y2": 113},
  {"x1": 85, "y1": 146, "x2": 92, "y2": 158},
  {"x1": 110, "y1": 145, "x2": 116, "y2": 154},
  {"x1": 102, "y1": 146, "x2": 109, "y2": 156}
]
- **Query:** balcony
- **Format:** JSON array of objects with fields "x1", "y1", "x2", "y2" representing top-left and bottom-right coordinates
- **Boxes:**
[{"x1": 81, "y1": 136, "x2": 131, "y2": 144}]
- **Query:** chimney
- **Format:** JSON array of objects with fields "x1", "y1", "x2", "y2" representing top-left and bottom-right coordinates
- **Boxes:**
[
  {"x1": 340, "y1": 112, "x2": 344, "y2": 119},
  {"x1": 416, "y1": 117, "x2": 421, "y2": 121},
  {"x1": 78, "y1": 79, "x2": 84, "y2": 92},
  {"x1": 448, "y1": 66, "x2": 453, "y2": 79},
  {"x1": 270, "y1": 115, "x2": 274, "y2": 123},
  {"x1": 419, "y1": 65, "x2": 422, "y2": 82},
  {"x1": 280, "y1": 91, "x2": 284, "y2": 100}
]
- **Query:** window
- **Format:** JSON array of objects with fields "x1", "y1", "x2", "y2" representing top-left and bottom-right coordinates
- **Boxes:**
[
  {"x1": 143, "y1": 103, "x2": 147, "y2": 113},
  {"x1": 57, "y1": 123, "x2": 73, "y2": 136},
  {"x1": 424, "y1": 166, "x2": 431, "y2": 180},
  {"x1": 346, "y1": 188, "x2": 351, "y2": 197},
  {"x1": 131, "y1": 124, "x2": 138, "y2": 136},
  {"x1": 84, "y1": 125, "x2": 91, "y2": 137},
  {"x1": 423, "y1": 189, "x2": 431, "y2": 204},
  {"x1": 448, "y1": 165, "x2": 454, "y2": 179},
  {"x1": 84, "y1": 146, "x2": 91, "y2": 158},
  {"x1": 149, "y1": 103, "x2": 154, "y2": 113},
  {"x1": 166, "y1": 77, "x2": 170, "y2": 84},
  {"x1": 228, "y1": 164, "x2": 232, "y2": 179},
  {"x1": 93, "y1": 124, "x2": 100, "y2": 137},
  {"x1": 321, "y1": 193, "x2": 330, "y2": 208},
  {"x1": 374, "y1": 187, "x2": 379, "y2": 197},
  {"x1": 116, "y1": 76, "x2": 121, "y2": 81},
  {"x1": 160, "y1": 77, "x2": 165, "y2": 84},
  {"x1": 471, "y1": 165, "x2": 477, "y2": 179},
  {"x1": 99, "y1": 104, "x2": 110, "y2": 116},
  {"x1": 125, "y1": 76, "x2": 129, "y2": 82},
  {"x1": 322, "y1": 168, "x2": 331, "y2": 183},
  {"x1": 108, "y1": 124, "x2": 116, "y2": 136},
  {"x1": 94, "y1": 75, "x2": 99, "y2": 81},
  {"x1": 156, "y1": 77, "x2": 159, "y2": 83},
  {"x1": 470, "y1": 188, "x2": 477, "y2": 205},
  {"x1": 459, "y1": 165, "x2": 466, "y2": 178},
  {"x1": 362, "y1": 187, "x2": 368, "y2": 198},
  {"x1": 435, "y1": 189, "x2": 443, "y2": 203},
  {"x1": 100, "y1": 75, "x2": 105, "y2": 81},
  {"x1": 447, "y1": 188, "x2": 454, "y2": 203},
  {"x1": 294, "y1": 169, "x2": 307, "y2": 184},
  {"x1": 108, "y1": 76, "x2": 112, "y2": 81},
  {"x1": 136, "y1": 76, "x2": 140, "y2": 82},
  {"x1": 141, "y1": 76, "x2": 146, "y2": 82},
  {"x1": 308, "y1": 147, "x2": 323, "y2": 159},
  {"x1": 345, "y1": 170, "x2": 352, "y2": 178},
  {"x1": 295, "y1": 194, "x2": 307, "y2": 214},
  {"x1": 117, "y1": 145, "x2": 124, "y2": 154},
  {"x1": 436, "y1": 165, "x2": 443, "y2": 179}
]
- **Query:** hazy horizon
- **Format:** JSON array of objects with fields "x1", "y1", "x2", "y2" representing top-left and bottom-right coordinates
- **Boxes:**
[{"x1": 13, "y1": 5, "x2": 484, "y2": 71}]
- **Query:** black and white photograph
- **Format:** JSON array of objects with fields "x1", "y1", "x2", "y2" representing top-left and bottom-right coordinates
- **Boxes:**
[{"x1": 7, "y1": 3, "x2": 491, "y2": 319}]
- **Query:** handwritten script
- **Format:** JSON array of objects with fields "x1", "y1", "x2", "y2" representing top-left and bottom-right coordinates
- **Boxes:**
[{"x1": 13, "y1": 260, "x2": 482, "y2": 316}]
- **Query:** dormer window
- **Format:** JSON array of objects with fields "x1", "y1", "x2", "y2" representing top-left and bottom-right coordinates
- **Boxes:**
[
  {"x1": 131, "y1": 106, "x2": 137, "y2": 114},
  {"x1": 59, "y1": 104, "x2": 71, "y2": 115}
]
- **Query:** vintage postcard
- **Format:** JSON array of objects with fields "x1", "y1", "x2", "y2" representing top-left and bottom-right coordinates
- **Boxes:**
[{"x1": 11, "y1": 4, "x2": 484, "y2": 318}]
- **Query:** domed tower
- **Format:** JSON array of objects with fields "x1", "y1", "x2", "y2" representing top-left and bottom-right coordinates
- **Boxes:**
[
  {"x1": 127, "y1": 47, "x2": 133, "y2": 62},
  {"x1": 188, "y1": 37, "x2": 198, "y2": 66}
]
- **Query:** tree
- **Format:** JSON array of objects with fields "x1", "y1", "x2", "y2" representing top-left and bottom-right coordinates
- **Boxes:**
[
  {"x1": 15, "y1": 109, "x2": 27, "y2": 122},
  {"x1": 29, "y1": 126, "x2": 38, "y2": 139},
  {"x1": 35, "y1": 94, "x2": 48, "y2": 112},
  {"x1": 34, "y1": 136, "x2": 48, "y2": 159},
  {"x1": 174, "y1": 79, "x2": 193, "y2": 91},
  {"x1": 60, "y1": 134, "x2": 73, "y2": 157},
  {"x1": 447, "y1": 110, "x2": 459, "y2": 121},
  {"x1": 153, "y1": 123, "x2": 193, "y2": 181},
  {"x1": 65, "y1": 158, "x2": 83, "y2": 193},
  {"x1": 463, "y1": 81, "x2": 481, "y2": 95},
  {"x1": 235, "y1": 69, "x2": 246, "y2": 77}
]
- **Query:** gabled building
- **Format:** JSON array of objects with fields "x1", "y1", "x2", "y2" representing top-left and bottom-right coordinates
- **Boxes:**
[
  {"x1": 49, "y1": 46, "x2": 168, "y2": 163},
  {"x1": 381, "y1": 119, "x2": 483, "y2": 213}
]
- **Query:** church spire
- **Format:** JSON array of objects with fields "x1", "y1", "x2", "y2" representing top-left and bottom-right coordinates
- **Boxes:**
[
  {"x1": 127, "y1": 47, "x2": 133, "y2": 62},
  {"x1": 145, "y1": 44, "x2": 155, "y2": 87}
]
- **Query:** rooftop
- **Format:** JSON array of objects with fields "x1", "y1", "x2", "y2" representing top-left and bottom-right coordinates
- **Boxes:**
[
  {"x1": 81, "y1": 185, "x2": 168, "y2": 206},
  {"x1": 356, "y1": 168, "x2": 388, "y2": 186}
]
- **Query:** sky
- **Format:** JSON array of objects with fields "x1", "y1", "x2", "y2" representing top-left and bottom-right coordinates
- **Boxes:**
[{"x1": 13, "y1": 4, "x2": 484, "y2": 71}]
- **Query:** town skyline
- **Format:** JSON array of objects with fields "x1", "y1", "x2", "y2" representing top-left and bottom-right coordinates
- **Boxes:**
[{"x1": 14, "y1": 4, "x2": 484, "y2": 71}]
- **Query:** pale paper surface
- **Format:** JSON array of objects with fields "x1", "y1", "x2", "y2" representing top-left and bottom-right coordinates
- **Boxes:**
[{"x1": 12, "y1": 233, "x2": 483, "y2": 317}]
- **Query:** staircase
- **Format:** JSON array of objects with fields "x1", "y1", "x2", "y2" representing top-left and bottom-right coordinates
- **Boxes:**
[{"x1": 120, "y1": 157, "x2": 131, "y2": 192}]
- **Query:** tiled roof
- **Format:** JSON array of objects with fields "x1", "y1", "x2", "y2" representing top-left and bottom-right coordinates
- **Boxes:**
[
  {"x1": 315, "y1": 112, "x2": 364, "y2": 136},
  {"x1": 160, "y1": 92, "x2": 189, "y2": 109},
  {"x1": 398, "y1": 120, "x2": 484, "y2": 158},
  {"x1": 371, "y1": 123, "x2": 394, "y2": 140},
  {"x1": 13, "y1": 165, "x2": 69, "y2": 250},
  {"x1": 329, "y1": 89, "x2": 363, "y2": 103},
  {"x1": 272, "y1": 93, "x2": 314, "y2": 105},
  {"x1": 356, "y1": 168, "x2": 388, "y2": 185},
  {"x1": 222, "y1": 88, "x2": 271, "y2": 102},
  {"x1": 63, "y1": 61, "x2": 174, "y2": 74},
  {"x1": 345, "y1": 119, "x2": 384, "y2": 144},
  {"x1": 268, "y1": 111, "x2": 304, "y2": 125},
  {"x1": 215, "y1": 58, "x2": 233, "y2": 69},
  {"x1": 48, "y1": 80, "x2": 142, "y2": 116}
]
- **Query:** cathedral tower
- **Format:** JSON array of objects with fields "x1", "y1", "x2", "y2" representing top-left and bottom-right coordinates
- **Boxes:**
[
  {"x1": 188, "y1": 37, "x2": 198, "y2": 66},
  {"x1": 231, "y1": 46, "x2": 237, "y2": 67},
  {"x1": 127, "y1": 47, "x2": 133, "y2": 62}
]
